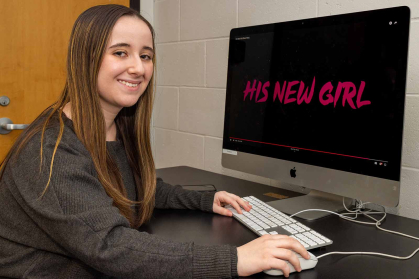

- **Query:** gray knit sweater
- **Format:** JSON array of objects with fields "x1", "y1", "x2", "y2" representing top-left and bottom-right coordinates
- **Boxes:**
[{"x1": 0, "y1": 115, "x2": 238, "y2": 278}]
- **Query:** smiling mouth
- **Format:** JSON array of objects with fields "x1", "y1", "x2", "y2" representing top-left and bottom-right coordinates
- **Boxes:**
[{"x1": 118, "y1": 80, "x2": 140, "y2": 88}]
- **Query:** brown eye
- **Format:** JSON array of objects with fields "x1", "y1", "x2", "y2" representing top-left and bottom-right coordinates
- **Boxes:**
[
  {"x1": 141, "y1": 54, "x2": 152, "y2": 60},
  {"x1": 114, "y1": 51, "x2": 127, "y2": 57}
]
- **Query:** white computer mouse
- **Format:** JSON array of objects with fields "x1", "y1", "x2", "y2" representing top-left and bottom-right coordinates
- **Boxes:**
[{"x1": 263, "y1": 251, "x2": 318, "y2": 276}]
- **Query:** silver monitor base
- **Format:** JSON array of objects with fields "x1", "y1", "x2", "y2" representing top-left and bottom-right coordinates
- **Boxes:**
[{"x1": 267, "y1": 190, "x2": 353, "y2": 220}]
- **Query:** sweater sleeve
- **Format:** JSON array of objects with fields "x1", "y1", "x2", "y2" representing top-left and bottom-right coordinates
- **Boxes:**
[
  {"x1": 5, "y1": 130, "x2": 237, "y2": 279},
  {"x1": 155, "y1": 178, "x2": 216, "y2": 212}
]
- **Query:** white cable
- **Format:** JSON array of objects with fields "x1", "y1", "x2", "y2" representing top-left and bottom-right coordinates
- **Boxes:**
[
  {"x1": 317, "y1": 248, "x2": 419, "y2": 260},
  {"x1": 375, "y1": 223, "x2": 419, "y2": 241},
  {"x1": 290, "y1": 209, "x2": 356, "y2": 219},
  {"x1": 290, "y1": 198, "x2": 419, "y2": 261},
  {"x1": 343, "y1": 197, "x2": 359, "y2": 213},
  {"x1": 290, "y1": 209, "x2": 377, "y2": 224}
]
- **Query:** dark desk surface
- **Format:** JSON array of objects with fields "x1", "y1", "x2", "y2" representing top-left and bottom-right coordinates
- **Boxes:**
[{"x1": 143, "y1": 166, "x2": 419, "y2": 279}]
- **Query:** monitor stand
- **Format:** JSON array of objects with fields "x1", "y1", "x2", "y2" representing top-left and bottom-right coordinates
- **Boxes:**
[{"x1": 267, "y1": 190, "x2": 353, "y2": 220}]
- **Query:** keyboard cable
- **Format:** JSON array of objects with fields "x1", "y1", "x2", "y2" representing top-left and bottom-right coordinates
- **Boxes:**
[{"x1": 289, "y1": 198, "x2": 419, "y2": 260}]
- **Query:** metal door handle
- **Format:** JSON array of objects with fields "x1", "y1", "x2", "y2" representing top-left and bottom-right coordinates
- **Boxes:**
[
  {"x1": 0, "y1": 117, "x2": 29, "y2": 135},
  {"x1": 1, "y1": 123, "x2": 28, "y2": 130}
]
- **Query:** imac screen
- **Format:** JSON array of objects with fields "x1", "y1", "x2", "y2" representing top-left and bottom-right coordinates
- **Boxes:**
[{"x1": 223, "y1": 7, "x2": 410, "y2": 182}]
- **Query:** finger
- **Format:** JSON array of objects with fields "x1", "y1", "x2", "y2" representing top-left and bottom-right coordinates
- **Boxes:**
[
  {"x1": 221, "y1": 194, "x2": 243, "y2": 214},
  {"x1": 215, "y1": 206, "x2": 234, "y2": 217},
  {"x1": 246, "y1": 200, "x2": 252, "y2": 209},
  {"x1": 287, "y1": 239, "x2": 310, "y2": 260},
  {"x1": 229, "y1": 198, "x2": 243, "y2": 214},
  {"x1": 268, "y1": 258, "x2": 291, "y2": 277},
  {"x1": 265, "y1": 234, "x2": 290, "y2": 241},
  {"x1": 230, "y1": 194, "x2": 252, "y2": 211},
  {"x1": 270, "y1": 236, "x2": 310, "y2": 260},
  {"x1": 271, "y1": 248, "x2": 301, "y2": 272},
  {"x1": 236, "y1": 197, "x2": 252, "y2": 211}
]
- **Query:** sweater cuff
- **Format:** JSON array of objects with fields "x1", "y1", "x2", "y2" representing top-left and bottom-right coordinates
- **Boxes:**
[
  {"x1": 230, "y1": 246, "x2": 239, "y2": 277},
  {"x1": 193, "y1": 244, "x2": 236, "y2": 279},
  {"x1": 201, "y1": 191, "x2": 216, "y2": 212}
]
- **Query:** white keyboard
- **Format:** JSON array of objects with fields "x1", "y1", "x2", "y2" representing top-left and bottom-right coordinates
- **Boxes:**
[{"x1": 226, "y1": 196, "x2": 333, "y2": 250}]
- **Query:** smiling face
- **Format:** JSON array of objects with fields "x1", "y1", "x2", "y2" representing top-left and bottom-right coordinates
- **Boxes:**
[{"x1": 97, "y1": 16, "x2": 154, "y2": 116}]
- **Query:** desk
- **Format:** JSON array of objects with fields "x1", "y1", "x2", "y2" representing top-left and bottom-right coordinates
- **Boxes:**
[{"x1": 142, "y1": 166, "x2": 419, "y2": 278}]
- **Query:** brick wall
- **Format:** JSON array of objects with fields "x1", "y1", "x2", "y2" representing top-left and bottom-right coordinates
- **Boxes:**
[{"x1": 152, "y1": 0, "x2": 419, "y2": 220}]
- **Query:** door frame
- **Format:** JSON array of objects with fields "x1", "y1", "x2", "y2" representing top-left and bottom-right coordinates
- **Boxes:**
[{"x1": 130, "y1": 0, "x2": 139, "y2": 11}]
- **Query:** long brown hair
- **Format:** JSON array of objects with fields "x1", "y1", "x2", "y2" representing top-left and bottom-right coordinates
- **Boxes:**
[{"x1": 0, "y1": 5, "x2": 156, "y2": 228}]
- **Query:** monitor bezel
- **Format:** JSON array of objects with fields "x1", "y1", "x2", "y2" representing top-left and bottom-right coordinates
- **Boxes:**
[{"x1": 221, "y1": 6, "x2": 410, "y2": 207}]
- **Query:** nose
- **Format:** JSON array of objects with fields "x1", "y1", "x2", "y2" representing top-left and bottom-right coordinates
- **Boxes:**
[{"x1": 128, "y1": 56, "x2": 145, "y2": 76}]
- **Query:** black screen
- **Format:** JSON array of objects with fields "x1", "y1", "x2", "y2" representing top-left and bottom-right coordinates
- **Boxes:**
[{"x1": 223, "y1": 7, "x2": 410, "y2": 181}]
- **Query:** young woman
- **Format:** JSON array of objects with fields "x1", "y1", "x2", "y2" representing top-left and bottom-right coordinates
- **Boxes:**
[{"x1": 0, "y1": 5, "x2": 309, "y2": 278}]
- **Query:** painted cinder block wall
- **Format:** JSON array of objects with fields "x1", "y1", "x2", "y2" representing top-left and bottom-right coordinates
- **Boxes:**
[{"x1": 150, "y1": 0, "x2": 419, "y2": 220}]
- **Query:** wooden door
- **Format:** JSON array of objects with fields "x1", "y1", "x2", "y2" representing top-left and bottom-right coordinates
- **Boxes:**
[{"x1": 0, "y1": 0, "x2": 129, "y2": 161}]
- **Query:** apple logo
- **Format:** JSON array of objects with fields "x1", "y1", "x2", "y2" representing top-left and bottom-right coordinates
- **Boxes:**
[{"x1": 290, "y1": 167, "x2": 296, "y2": 178}]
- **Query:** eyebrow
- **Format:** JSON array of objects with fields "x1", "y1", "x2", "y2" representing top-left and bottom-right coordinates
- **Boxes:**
[{"x1": 108, "y1": 42, "x2": 154, "y2": 53}]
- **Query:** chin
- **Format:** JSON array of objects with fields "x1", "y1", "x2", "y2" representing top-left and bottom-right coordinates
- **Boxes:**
[
  {"x1": 119, "y1": 97, "x2": 142, "y2": 108},
  {"x1": 120, "y1": 102, "x2": 139, "y2": 109}
]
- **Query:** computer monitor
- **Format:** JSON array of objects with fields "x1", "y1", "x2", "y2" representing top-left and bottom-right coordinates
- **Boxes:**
[{"x1": 222, "y1": 6, "x2": 410, "y2": 220}]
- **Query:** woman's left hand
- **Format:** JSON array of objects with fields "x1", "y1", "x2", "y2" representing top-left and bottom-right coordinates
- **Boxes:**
[{"x1": 213, "y1": 191, "x2": 252, "y2": 216}]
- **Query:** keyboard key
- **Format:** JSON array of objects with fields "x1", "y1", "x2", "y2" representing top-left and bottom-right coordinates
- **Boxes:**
[
  {"x1": 296, "y1": 223, "x2": 310, "y2": 231},
  {"x1": 303, "y1": 232, "x2": 325, "y2": 245},
  {"x1": 270, "y1": 218, "x2": 280, "y2": 223},
  {"x1": 274, "y1": 221, "x2": 284, "y2": 226},
  {"x1": 301, "y1": 242, "x2": 310, "y2": 248},
  {"x1": 295, "y1": 234, "x2": 308, "y2": 241},
  {"x1": 269, "y1": 231, "x2": 278, "y2": 235},
  {"x1": 311, "y1": 231, "x2": 331, "y2": 242},
  {"x1": 282, "y1": 226, "x2": 297, "y2": 234},
  {"x1": 322, "y1": 237, "x2": 332, "y2": 243},
  {"x1": 307, "y1": 240, "x2": 317, "y2": 246},
  {"x1": 247, "y1": 221, "x2": 256, "y2": 226},
  {"x1": 274, "y1": 214, "x2": 285, "y2": 222},
  {"x1": 251, "y1": 224, "x2": 263, "y2": 231},
  {"x1": 261, "y1": 223, "x2": 270, "y2": 229},
  {"x1": 271, "y1": 209, "x2": 281, "y2": 214},
  {"x1": 290, "y1": 224, "x2": 305, "y2": 233},
  {"x1": 259, "y1": 230, "x2": 269, "y2": 235},
  {"x1": 291, "y1": 236, "x2": 311, "y2": 248}
]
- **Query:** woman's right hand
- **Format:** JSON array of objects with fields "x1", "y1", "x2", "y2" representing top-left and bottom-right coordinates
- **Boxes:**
[{"x1": 236, "y1": 234, "x2": 310, "y2": 277}]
